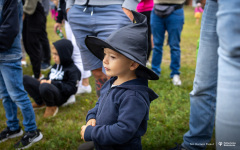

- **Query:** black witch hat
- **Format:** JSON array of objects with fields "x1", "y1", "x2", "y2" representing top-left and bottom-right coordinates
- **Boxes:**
[{"x1": 85, "y1": 11, "x2": 159, "y2": 80}]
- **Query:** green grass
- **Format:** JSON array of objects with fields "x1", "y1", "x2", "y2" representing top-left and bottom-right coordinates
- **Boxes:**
[{"x1": 0, "y1": 6, "x2": 216, "y2": 150}]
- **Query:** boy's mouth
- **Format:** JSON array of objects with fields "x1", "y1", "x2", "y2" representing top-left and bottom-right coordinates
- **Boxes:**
[{"x1": 104, "y1": 67, "x2": 110, "y2": 71}]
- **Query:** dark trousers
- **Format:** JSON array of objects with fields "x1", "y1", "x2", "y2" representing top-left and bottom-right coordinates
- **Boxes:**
[
  {"x1": 22, "y1": 2, "x2": 50, "y2": 78},
  {"x1": 23, "y1": 75, "x2": 64, "y2": 106},
  {"x1": 41, "y1": 17, "x2": 51, "y2": 65},
  {"x1": 140, "y1": 11, "x2": 152, "y2": 60}
]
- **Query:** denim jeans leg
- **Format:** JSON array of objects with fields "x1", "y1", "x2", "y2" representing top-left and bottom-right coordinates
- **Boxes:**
[
  {"x1": 216, "y1": 0, "x2": 240, "y2": 149},
  {"x1": 182, "y1": 0, "x2": 219, "y2": 149},
  {"x1": 166, "y1": 8, "x2": 184, "y2": 78},
  {"x1": 0, "y1": 71, "x2": 19, "y2": 131},
  {"x1": 0, "y1": 61, "x2": 37, "y2": 132},
  {"x1": 150, "y1": 10, "x2": 166, "y2": 76}
]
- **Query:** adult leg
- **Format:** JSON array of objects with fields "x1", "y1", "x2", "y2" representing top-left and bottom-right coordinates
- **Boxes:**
[
  {"x1": 0, "y1": 68, "x2": 19, "y2": 131},
  {"x1": 150, "y1": 10, "x2": 166, "y2": 76},
  {"x1": 216, "y1": 0, "x2": 240, "y2": 149},
  {"x1": 22, "y1": 3, "x2": 45, "y2": 79},
  {"x1": 0, "y1": 61, "x2": 37, "y2": 132},
  {"x1": 40, "y1": 14, "x2": 51, "y2": 66},
  {"x1": 23, "y1": 75, "x2": 44, "y2": 105},
  {"x1": 65, "y1": 21, "x2": 91, "y2": 92},
  {"x1": 68, "y1": 5, "x2": 103, "y2": 97},
  {"x1": 166, "y1": 8, "x2": 184, "y2": 78},
  {"x1": 182, "y1": 1, "x2": 219, "y2": 149}
]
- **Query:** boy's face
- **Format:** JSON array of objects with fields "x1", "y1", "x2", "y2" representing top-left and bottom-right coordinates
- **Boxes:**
[
  {"x1": 103, "y1": 48, "x2": 137, "y2": 77},
  {"x1": 52, "y1": 46, "x2": 60, "y2": 64}
]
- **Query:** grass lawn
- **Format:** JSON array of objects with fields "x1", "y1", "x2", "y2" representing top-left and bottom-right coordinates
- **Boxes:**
[{"x1": 0, "y1": 6, "x2": 216, "y2": 150}]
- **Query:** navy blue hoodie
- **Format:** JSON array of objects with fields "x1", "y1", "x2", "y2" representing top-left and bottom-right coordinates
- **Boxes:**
[{"x1": 84, "y1": 77, "x2": 158, "y2": 150}]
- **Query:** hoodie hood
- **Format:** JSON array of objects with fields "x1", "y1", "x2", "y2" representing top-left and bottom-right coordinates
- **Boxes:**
[
  {"x1": 53, "y1": 39, "x2": 73, "y2": 67},
  {"x1": 109, "y1": 77, "x2": 158, "y2": 102}
]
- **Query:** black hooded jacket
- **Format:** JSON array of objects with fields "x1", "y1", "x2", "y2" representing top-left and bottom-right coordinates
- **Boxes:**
[{"x1": 47, "y1": 39, "x2": 81, "y2": 104}]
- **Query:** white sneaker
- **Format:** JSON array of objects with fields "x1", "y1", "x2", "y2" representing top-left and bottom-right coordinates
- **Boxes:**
[
  {"x1": 76, "y1": 85, "x2": 92, "y2": 95},
  {"x1": 62, "y1": 95, "x2": 76, "y2": 107},
  {"x1": 32, "y1": 74, "x2": 45, "y2": 80},
  {"x1": 172, "y1": 75, "x2": 182, "y2": 86},
  {"x1": 146, "y1": 61, "x2": 151, "y2": 68},
  {"x1": 21, "y1": 60, "x2": 27, "y2": 67}
]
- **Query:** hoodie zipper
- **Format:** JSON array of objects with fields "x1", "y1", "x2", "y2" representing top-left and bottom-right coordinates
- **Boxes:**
[{"x1": 97, "y1": 87, "x2": 114, "y2": 117}]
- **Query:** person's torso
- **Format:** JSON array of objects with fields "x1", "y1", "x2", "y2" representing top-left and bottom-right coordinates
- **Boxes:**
[
  {"x1": 74, "y1": 0, "x2": 124, "y2": 6},
  {"x1": 49, "y1": 63, "x2": 80, "y2": 81},
  {"x1": 0, "y1": 0, "x2": 22, "y2": 62},
  {"x1": 94, "y1": 82, "x2": 149, "y2": 149},
  {"x1": 154, "y1": 0, "x2": 185, "y2": 5},
  {"x1": 137, "y1": 0, "x2": 154, "y2": 12}
]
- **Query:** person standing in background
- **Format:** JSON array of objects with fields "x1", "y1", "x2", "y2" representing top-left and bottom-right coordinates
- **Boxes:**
[
  {"x1": 54, "y1": 0, "x2": 92, "y2": 94},
  {"x1": 151, "y1": 0, "x2": 185, "y2": 85},
  {"x1": 0, "y1": 0, "x2": 43, "y2": 149},
  {"x1": 194, "y1": 2, "x2": 203, "y2": 25},
  {"x1": 66, "y1": 0, "x2": 139, "y2": 98},
  {"x1": 22, "y1": 0, "x2": 49, "y2": 79},
  {"x1": 40, "y1": 0, "x2": 52, "y2": 71}
]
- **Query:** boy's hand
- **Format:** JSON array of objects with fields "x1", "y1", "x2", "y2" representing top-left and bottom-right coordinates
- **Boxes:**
[
  {"x1": 81, "y1": 125, "x2": 88, "y2": 141},
  {"x1": 40, "y1": 80, "x2": 51, "y2": 84},
  {"x1": 86, "y1": 119, "x2": 96, "y2": 126}
]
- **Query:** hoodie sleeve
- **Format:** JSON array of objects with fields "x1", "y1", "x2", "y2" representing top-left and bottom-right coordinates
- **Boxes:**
[
  {"x1": 23, "y1": 0, "x2": 39, "y2": 15},
  {"x1": 51, "y1": 67, "x2": 81, "y2": 96},
  {"x1": 84, "y1": 93, "x2": 148, "y2": 144},
  {"x1": 0, "y1": 0, "x2": 19, "y2": 52},
  {"x1": 122, "y1": 0, "x2": 140, "y2": 10},
  {"x1": 85, "y1": 100, "x2": 99, "y2": 122}
]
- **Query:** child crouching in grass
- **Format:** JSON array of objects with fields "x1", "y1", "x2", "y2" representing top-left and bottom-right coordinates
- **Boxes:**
[
  {"x1": 80, "y1": 11, "x2": 159, "y2": 150},
  {"x1": 23, "y1": 39, "x2": 81, "y2": 118}
]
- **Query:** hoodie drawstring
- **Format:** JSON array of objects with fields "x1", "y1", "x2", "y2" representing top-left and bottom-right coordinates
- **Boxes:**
[
  {"x1": 83, "y1": 0, "x2": 93, "y2": 16},
  {"x1": 50, "y1": 64, "x2": 63, "y2": 80}
]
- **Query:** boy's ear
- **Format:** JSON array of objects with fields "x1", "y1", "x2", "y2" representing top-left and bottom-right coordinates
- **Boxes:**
[{"x1": 130, "y1": 61, "x2": 140, "y2": 71}]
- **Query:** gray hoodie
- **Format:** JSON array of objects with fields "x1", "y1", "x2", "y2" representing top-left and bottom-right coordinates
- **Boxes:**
[{"x1": 66, "y1": 0, "x2": 140, "y2": 11}]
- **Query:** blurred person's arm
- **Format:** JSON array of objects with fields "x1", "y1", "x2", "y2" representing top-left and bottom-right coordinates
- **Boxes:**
[
  {"x1": 122, "y1": 0, "x2": 140, "y2": 21},
  {"x1": 54, "y1": 0, "x2": 65, "y2": 33},
  {"x1": 23, "y1": 0, "x2": 39, "y2": 15},
  {"x1": 66, "y1": 0, "x2": 75, "y2": 11},
  {"x1": 0, "y1": 0, "x2": 19, "y2": 51}
]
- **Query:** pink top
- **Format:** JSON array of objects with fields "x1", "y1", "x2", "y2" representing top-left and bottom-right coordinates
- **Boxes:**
[
  {"x1": 194, "y1": 7, "x2": 203, "y2": 13},
  {"x1": 137, "y1": 0, "x2": 154, "y2": 13}
]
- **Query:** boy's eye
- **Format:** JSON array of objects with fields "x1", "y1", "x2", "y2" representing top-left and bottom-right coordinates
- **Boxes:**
[{"x1": 110, "y1": 56, "x2": 116, "y2": 59}]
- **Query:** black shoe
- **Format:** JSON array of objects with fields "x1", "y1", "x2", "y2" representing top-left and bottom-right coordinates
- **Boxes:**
[
  {"x1": 0, "y1": 127, "x2": 23, "y2": 143},
  {"x1": 169, "y1": 143, "x2": 187, "y2": 150},
  {"x1": 14, "y1": 129, "x2": 43, "y2": 150},
  {"x1": 41, "y1": 63, "x2": 51, "y2": 71},
  {"x1": 78, "y1": 141, "x2": 95, "y2": 150}
]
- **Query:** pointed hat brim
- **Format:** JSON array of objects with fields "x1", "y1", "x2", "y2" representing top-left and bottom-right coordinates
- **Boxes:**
[{"x1": 85, "y1": 36, "x2": 159, "y2": 80}]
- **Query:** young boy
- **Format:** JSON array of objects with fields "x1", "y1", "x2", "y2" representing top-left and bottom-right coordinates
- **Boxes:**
[
  {"x1": 23, "y1": 39, "x2": 81, "y2": 118},
  {"x1": 0, "y1": 0, "x2": 42, "y2": 149},
  {"x1": 80, "y1": 11, "x2": 159, "y2": 150}
]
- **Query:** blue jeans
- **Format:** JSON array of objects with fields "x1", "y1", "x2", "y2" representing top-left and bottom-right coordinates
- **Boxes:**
[
  {"x1": 216, "y1": 0, "x2": 240, "y2": 149},
  {"x1": 67, "y1": 4, "x2": 132, "y2": 71},
  {"x1": 0, "y1": 61, "x2": 37, "y2": 132},
  {"x1": 150, "y1": 8, "x2": 184, "y2": 77},
  {"x1": 182, "y1": 0, "x2": 218, "y2": 149}
]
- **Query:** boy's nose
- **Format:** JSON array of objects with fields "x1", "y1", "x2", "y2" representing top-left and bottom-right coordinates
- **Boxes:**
[{"x1": 103, "y1": 56, "x2": 108, "y2": 64}]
